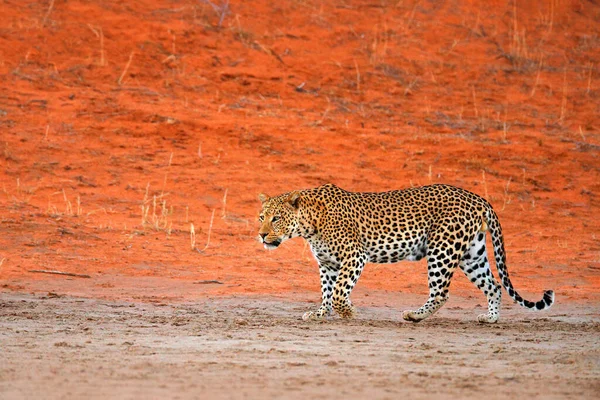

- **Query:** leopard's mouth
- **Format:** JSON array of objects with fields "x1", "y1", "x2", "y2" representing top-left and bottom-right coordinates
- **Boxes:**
[{"x1": 263, "y1": 239, "x2": 281, "y2": 250}]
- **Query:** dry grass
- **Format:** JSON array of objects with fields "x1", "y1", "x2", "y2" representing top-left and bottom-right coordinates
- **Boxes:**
[
  {"x1": 47, "y1": 188, "x2": 80, "y2": 218},
  {"x1": 530, "y1": 56, "x2": 544, "y2": 97},
  {"x1": 559, "y1": 67, "x2": 568, "y2": 124},
  {"x1": 141, "y1": 184, "x2": 172, "y2": 233},
  {"x1": 368, "y1": 22, "x2": 390, "y2": 65},
  {"x1": 117, "y1": 52, "x2": 135, "y2": 86},
  {"x1": 508, "y1": 1, "x2": 530, "y2": 70},
  {"x1": 62, "y1": 189, "x2": 73, "y2": 215},
  {"x1": 586, "y1": 63, "x2": 593, "y2": 95},
  {"x1": 87, "y1": 24, "x2": 106, "y2": 67},
  {"x1": 501, "y1": 177, "x2": 513, "y2": 211},
  {"x1": 502, "y1": 107, "x2": 509, "y2": 143},
  {"x1": 481, "y1": 170, "x2": 489, "y2": 199},
  {"x1": 199, "y1": 0, "x2": 230, "y2": 28},
  {"x1": 190, "y1": 223, "x2": 196, "y2": 250},
  {"x1": 41, "y1": 0, "x2": 55, "y2": 28},
  {"x1": 196, "y1": 209, "x2": 216, "y2": 252},
  {"x1": 221, "y1": 188, "x2": 228, "y2": 218},
  {"x1": 353, "y1": 59, "x2": 361, "y2": 92}
]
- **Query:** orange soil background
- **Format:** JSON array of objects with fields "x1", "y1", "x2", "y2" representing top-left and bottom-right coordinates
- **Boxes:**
[{"x1": 0, "y1": 0, "x2": 599, "y2": 306}]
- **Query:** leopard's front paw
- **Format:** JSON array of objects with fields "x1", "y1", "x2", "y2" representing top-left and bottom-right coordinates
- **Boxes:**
[
  {"x1": 402, "y1": 310, "x2": 423, "y2": 323},
  {"x1": 477, "y1": 313, "x2": 499, "y2": 324},
  {"x1": 302, "y1": 309, "x2": 328, "y2": 321}
]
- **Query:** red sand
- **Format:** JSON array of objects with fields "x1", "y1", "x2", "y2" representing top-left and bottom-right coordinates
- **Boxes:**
[{"x1": 1, "y1": 0, "x2": 599, "y2": 305}]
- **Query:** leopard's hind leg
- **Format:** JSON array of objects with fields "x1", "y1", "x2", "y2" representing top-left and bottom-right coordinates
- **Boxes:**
[
  {"x1": 402, "y1": 226, "x2": 467, "y2": 322},
  {"x1": 460, "y1": 232, "x2": 502, "y2": 323}
]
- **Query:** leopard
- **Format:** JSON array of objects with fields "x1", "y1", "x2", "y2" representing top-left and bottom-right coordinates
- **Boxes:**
[{"x1": 257, "y1": 183, "x2": 554, "y2": 323}]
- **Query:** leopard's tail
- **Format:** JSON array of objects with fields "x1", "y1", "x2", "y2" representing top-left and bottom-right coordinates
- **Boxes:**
[{"x1": 486, "y1": 207, "x2": 554, "y2": 311}]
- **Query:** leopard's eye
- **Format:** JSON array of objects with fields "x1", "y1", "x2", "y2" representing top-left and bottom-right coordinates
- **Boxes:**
[{"x1": 272, "y1": 216, "x2": 280, "y2": 223}]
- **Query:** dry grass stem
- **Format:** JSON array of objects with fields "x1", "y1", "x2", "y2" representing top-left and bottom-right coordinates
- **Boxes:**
[
  {"x1": 482, "y1": 170, "x2": 489, "y2": 199},
  {"x1": 29, "y1": 269, "x2": 91, "y2": 278},
  {"x1": 99, "y1": 27, "x2": 106, "y2": 66},
  {"x1": 41, "y1": 0, "x2": 55, "y2": 28},
  {"x1": 501, "y1": 177, "x2": 513, "y2": 211},
  {"x1": 254, "y1": 41, "x2": 284, "y2": 64},
  {"x1": 198, "y1": 209, "x2": 216, "y2": 252},
  {"x1": 578, "y1": 126, "x2": 586, "y2": 141},
  {"x1": 405, "y1": 1, "x2": 420, "y2": 32},
  {"x1": 200, "y1": 0, "x2": 230, "y2": 27},
  {"x1": 190, "y1": 223, "x2": 196, "y2": 250},
  {"x1": 587, "y1": 63, "x2": 593, "y2": 95},
  {"x1": 471, "y1": 86, "x2": 478, "y2": 118},
  {"x1": 87, "y1": 24, "x2": 106, "y2": 66},
  {"x1": 118, "y1": 52, "x2": 135, "y2": 85},
  {"x1": 547, "y1": 0, "x2": 554, "y2": 35},
  {"x1": 502, "y1": 107, "x2": 509, "y2": 142},
  {"x1": 314, "y1": 97, "x2": 332, "y2": 125},
  {"x1": 353, "y1": 59, "x2": 360, "y2": 91},
  {"x1": 530, "y1": 57, "x2": 543, "y2": 97},
  {"x1": 221, "y1": 188, "x2": 228, "y2": 218},
  {"x1": 404, "y1": 78, "x2": 419, "y2": 96},
  {"x1": 161, "y1": 152, "x2": 173, "y2": 193},
  {"x1": 76, "y1": 195, "x2": 82, "y2": 216},
  {"x1": 141, "y1": 203, "x2": 149, "y2": 226},
  {"x1": 559, "y1": 67, "x2": 568, "y2": 123},
  {"x1": 62, "y1": 189, "x2": 73, "y2": 215}
]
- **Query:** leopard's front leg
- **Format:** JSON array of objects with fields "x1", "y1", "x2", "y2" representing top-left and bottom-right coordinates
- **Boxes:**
[
  {"x1": 331, "y1": 255, "x2": 367, "y2": 319},
  {"x1": 302, "y1": 259, "x2": 339, "y2": 321}
]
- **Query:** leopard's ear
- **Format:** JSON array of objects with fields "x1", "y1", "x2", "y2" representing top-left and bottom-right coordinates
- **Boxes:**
[
  {"x1": 258, "y1": 193, "x2": 270, "y2": 204},
  {"x1": 285, "y1": 191, "x2": 301, "y2": 210}
]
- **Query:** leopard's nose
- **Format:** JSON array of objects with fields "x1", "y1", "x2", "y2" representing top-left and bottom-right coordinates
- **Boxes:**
[{"x1": 259, "y1": 233, "x2": 268, "y2": 240}]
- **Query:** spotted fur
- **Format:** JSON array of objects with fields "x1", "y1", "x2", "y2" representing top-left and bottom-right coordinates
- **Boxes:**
[{"x1": 257, "y1": 184, "x2": 554, "y2": 323}]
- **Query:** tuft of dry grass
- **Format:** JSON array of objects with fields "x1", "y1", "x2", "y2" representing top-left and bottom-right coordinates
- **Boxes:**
[
  {"x1": 140, "y1": 184, "x2": 172, "y2": 233},
  {"x1": 509, "y1": 2, "x2": 529, "y2": 70}
]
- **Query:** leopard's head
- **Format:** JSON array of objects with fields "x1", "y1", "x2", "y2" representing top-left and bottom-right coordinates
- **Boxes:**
[{"x1": 257, "y1": 191, "x2": 301, "y2": 250}]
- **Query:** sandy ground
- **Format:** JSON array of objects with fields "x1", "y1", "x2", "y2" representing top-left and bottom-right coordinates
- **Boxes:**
[
  {"x1": 1, "y1": 0, "x2": 600, "y2": 398},
  {"x1": 1, "y1": 291, "x2": 599, "y2": 400}
]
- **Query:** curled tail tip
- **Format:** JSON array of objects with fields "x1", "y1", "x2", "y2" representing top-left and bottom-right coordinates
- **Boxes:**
[
  {"x1": 545, "y1": 289, "x2": 555, "y2": 305},
  {"x1": 535, "y1": 290, "x2": 555, "y2": 310}
]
